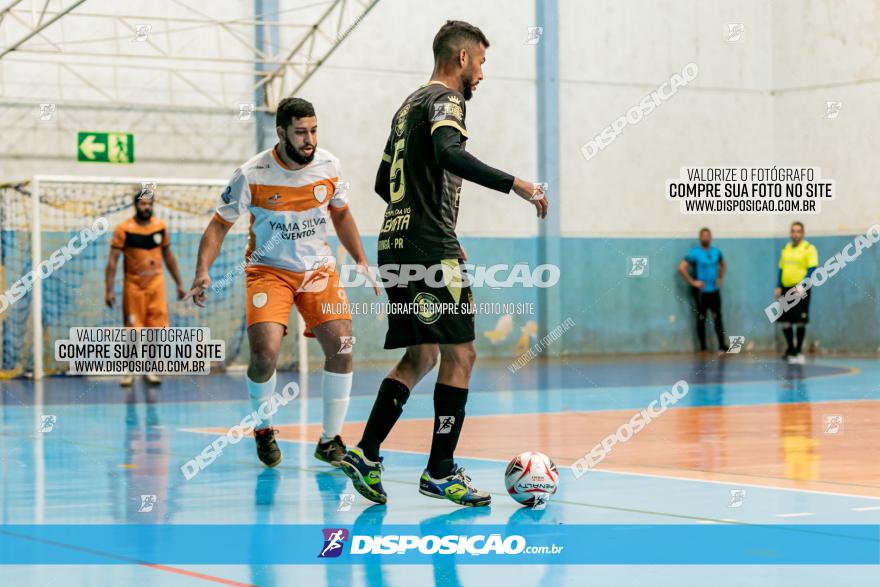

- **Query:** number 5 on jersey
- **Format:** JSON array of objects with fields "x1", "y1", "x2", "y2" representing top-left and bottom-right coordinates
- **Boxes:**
[{"x1": 390, "y1": 138, "x2": 406, "y2": 203}]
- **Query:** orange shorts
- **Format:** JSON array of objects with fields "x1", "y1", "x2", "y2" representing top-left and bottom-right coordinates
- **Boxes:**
[
  {"x1": 123, "y1": 279, "x2": 168, "y2": 328},
  {"x1": 245, "y1": 265, "x2": 351, "y2": 336}
]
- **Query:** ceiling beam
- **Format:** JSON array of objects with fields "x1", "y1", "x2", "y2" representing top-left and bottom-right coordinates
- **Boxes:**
[{"x1": 0, "y1": 0, "x2": 87, "y2": 59}]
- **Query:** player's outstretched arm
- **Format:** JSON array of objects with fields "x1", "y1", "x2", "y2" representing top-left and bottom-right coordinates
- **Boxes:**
[
  {"x1": 432, "y1": 126, "x2": 548, "y2": 218},
  {"x1": 185, "y1": 218, "x2": 231, "y2": 307},
  {"x1": 329, "y1": 206, "x2": 380, "y2": 296}
]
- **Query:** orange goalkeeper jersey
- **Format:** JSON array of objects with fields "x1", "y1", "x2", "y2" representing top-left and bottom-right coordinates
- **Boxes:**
[{"x1": 110, "y1": 216, "x2": 170, "y2": 289}]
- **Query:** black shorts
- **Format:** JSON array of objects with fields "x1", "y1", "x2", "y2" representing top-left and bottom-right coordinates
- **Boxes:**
[
  {"x1": 383, "y1": 259, "x2": 476, "y2": 349},
  {"x1": 693, "y1": 289, "x2": 722, "y2": 317},
  {"x1": 780, "y1": 285, "x2": 810, "y2": 324}
]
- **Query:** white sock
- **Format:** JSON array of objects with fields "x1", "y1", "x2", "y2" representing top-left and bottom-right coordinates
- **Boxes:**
[
  {"x1": 246, "y1": 371, "x2": 277, "y2": 431},
  {"x1": 321, "y1": 370, "x2": 352, "y2": 442}
]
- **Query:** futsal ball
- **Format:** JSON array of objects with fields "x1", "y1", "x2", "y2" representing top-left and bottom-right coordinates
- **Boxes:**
[{"x1": 504, "y1": 451, "x2": 559, "y2": 507}]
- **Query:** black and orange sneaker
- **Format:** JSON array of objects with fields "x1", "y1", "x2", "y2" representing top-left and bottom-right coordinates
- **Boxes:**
[
  {"x1": 254, "y1": 428, "x2": 282, "y2": 467},
  {"x1": 314, "y1": 435, "x2": 347, "y2": 467}
]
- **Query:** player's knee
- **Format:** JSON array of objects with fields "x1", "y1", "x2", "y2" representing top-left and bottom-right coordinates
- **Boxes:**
[
  {"x1": 403, "y1": 346, "x2": 439, "y2": 374},
  {"x1": 326, "y1": 353, "x2": 352, "y2": 373},
  {"x1": 441, "y1": 344, "x2": 476, "y2": 371},
  {"x1": 249, "y1": 348, "x2": 278, "y2": 378},
  {"x1": 422, "y1": 348, "x2": 441, "y2": 372}
]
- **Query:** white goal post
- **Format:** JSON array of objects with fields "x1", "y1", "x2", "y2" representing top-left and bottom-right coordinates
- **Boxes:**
[{"x1": 1, "y1": 174, "x2": 308, "y2": 381}]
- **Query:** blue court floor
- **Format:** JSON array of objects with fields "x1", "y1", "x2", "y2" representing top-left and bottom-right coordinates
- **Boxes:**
[{"x1": 1, "y1": 354, "x2": 880, "y2": 586}]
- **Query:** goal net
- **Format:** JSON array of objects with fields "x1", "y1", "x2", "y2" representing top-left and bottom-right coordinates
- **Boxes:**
[{"x1": 0, "y1": 175, "x2": 279, "y2": 378}]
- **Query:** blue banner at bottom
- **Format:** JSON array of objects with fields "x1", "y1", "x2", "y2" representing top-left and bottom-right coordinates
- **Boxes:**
[{"x1": 1, "y1": 524, "x2": 878, "y2": 565}]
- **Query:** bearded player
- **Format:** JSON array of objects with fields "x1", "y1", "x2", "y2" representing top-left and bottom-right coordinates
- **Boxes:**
[
  {"x1": 341, "y1": 21, "x2": 549, "y2": 506},
  {"x1": 105, "y1": 190, "x2": 186, "y2": 387},
  {"x1": 186, "y1": 97, "x2": 377, "y2": 469}
]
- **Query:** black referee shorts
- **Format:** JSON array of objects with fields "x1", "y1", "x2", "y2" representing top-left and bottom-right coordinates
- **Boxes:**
[{"x1": 780, "y1": 285, "x2": 811, "y2": 324}]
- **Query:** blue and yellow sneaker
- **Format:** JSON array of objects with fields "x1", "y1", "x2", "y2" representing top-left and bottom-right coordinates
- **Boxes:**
[
  {"x1": 340, "y1": 447, "x2": 387, "y2": 504},
  {"x1": 419, "y1": 465, "x2": 491, "y2": 507}
]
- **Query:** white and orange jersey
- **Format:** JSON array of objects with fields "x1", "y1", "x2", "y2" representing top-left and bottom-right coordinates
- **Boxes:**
[{"x1": 213, "y1": 145, "x2": 349, "y2": 273}]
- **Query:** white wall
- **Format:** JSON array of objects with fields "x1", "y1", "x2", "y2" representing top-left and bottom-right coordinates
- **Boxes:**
[
  {"x1": 557, "y1": 0, "x2": 878, "y2": 239},
  {"x1": 2, "y1": 0, "x2": 876, "y2": 237},
  {"x1": 771, "y1": 0, "x2": 880, "y2": 234},
  {"x1": 559, "y1": 0, "x2": 776, "y2": 238}
]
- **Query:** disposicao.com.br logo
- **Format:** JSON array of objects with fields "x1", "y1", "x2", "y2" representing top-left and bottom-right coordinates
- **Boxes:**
[
  {"x1": 318, "y1": 528, "x2": 349, "y2": 558},
  {"x1": 317, "y1": 529, "x2": 563, "y2": 557}
]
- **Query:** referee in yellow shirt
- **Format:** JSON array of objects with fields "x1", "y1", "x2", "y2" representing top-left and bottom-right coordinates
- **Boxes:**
[{"x1": 774, "y1": 221, "x2": 818, "y2": 363}]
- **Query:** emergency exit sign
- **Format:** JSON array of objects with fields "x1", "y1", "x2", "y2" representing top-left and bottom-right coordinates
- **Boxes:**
[{"x1": 77, "y1": 132, "x2": 134, "y2": 163}]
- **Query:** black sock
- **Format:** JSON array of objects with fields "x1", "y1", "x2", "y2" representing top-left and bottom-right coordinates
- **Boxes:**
[
  {"x1": 795, "y1": 326, "x2": 806, "y2": 353},
  {"x1": 427, "y1": 383, "x2": 468, "y2": 478},
  {"x1": 358, "y1": 378, "x2": 410, "y2": 462},
  {"x1": 782, "y1": 326, "x2": 794, "y2": 353}
]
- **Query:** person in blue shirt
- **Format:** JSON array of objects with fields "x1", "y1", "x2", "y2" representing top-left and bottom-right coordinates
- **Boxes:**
[{"x1": 678, "y1": 228, "x2": 728, "y2": 352}]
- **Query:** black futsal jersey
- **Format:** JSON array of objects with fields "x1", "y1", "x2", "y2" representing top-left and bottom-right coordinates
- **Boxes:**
[{"x1": 376, "y1": 81, "x2": 469, "y2": 264}]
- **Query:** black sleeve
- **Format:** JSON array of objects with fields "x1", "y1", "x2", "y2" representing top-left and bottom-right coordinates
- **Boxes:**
[
  {"x1": 431, "y1": 126, "x2": 515, "y2": 194},
  {"x1": 374, "y1": 138, "x2": 392, "y2": 203}
]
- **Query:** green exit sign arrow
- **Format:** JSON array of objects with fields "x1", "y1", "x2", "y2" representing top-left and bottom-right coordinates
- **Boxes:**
[{"x1": 77, "y1": 132, "x2": 134, "y2": 163}]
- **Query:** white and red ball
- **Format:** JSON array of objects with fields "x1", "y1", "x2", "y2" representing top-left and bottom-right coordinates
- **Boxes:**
[{"x1": 504, "y1": 451, "x2": 559, "y2": 506}]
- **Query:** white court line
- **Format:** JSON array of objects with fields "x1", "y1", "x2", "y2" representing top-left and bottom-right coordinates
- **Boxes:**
[
  {"x1": 179, "y1": 427, "x2": 880, "y2": 524},
  {"x1": 576, "y1": 468, "x2": 880, "y2": 502},
  {"x1": 850, "y1": 505, "x2": 880, "y2": 511},
  {"x1": 180, "y1": 423, "x2": 880, "y2": 502}
]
